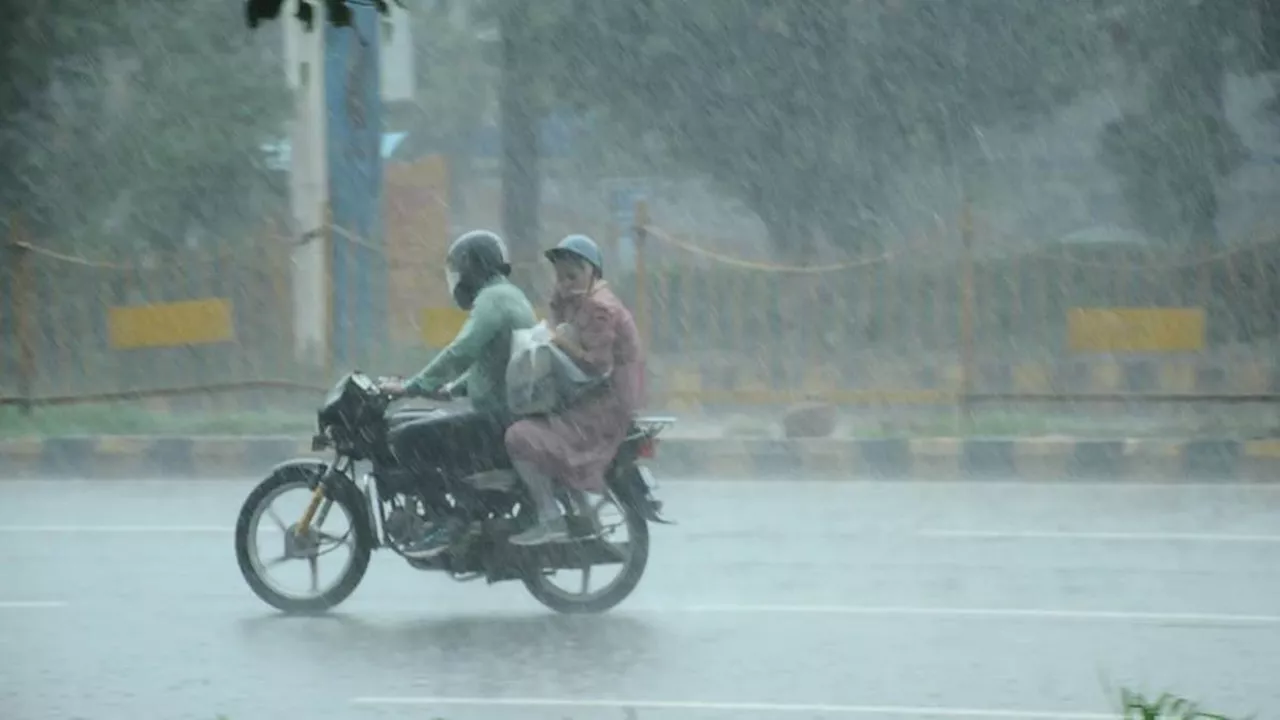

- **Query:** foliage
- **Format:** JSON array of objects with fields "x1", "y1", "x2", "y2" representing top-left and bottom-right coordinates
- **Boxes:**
[
  {"x1": 400, "y1": 2, "x2": 500, "y2": 219},
  {"x1": 1097, "y1": 0, "x2": 1253, "y2": 248},
  {"x1": 0, "y1": 406, "x2": 316, "y2": 438},
  {"x1": 4, "y1": 0, "x2": 289, "y2": 255},
  {"x1": 406, "y1": 6, "x2": 497, "y2": 153},
  {"x1": 1265, "y1": 0, "x2": 1280, "y2": 70},
  {"x1": 510, "y1": 0, "x2": 1117, "y2": 260},
  {"x1": 1120, "y1": 689, "x2": 1246, "y2": 720}
]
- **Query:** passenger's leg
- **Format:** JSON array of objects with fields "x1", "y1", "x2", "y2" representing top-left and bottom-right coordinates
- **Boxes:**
[
  {"x1": 565, "y1": 487, "x2": 605, "y2": 535},
  {"x1": 508, "y1": 459, "x2": 568, "y2": 545},
  {"x1": 505, "y1": 420, "x2": 569, "y2": 546}
]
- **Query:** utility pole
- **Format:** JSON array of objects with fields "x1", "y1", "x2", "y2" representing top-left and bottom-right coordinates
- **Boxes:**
[
  {"x1": 940, "y1": 103, "x2": 976, "y2": 432},
  {"x1": 283, "y1": 0, "x2": 330, "y2": 365},
  {"x1": 499, "y1": 0, "x2": 543, "y2": 300}
]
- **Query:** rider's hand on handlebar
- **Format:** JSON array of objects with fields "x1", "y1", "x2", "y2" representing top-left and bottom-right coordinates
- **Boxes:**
[
  {"x1": 376, "y1": 377, "x2": 408, "y2": 398},
  {"x1": 377, "y1": 376, "x2": 456, "y2": 402}
]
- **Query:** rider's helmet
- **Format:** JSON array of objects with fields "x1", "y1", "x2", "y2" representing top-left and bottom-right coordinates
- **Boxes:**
[
  {"x1": 544, "y1": 234, "x2": 604, "y2": 278},
  {"x1": 446, "y1": 229, "x2": 511, "y2": 310}
]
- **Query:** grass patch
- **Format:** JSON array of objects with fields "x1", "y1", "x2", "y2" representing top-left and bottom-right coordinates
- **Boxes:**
[
  {"x1": 4, "y1": 402, "x2": 1277, "y2": 441},
  {"x1": 895, "y1": 411, "x2": 1129, "y2": 438},
  {"x1": 0, "y1": 404, "x2": 314, "y2": 438},
  {"x1": 850, "y1": 408, "x2": 1278, "y2": 439},
  {"x1": 721, "y1": 413, "x2": 775, "y2": 437}
]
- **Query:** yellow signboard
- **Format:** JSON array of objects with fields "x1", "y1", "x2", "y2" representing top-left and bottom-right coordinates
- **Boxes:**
[
  {"x1": 1067, "y1": 307, "x2": 1205, "y2": 353},
  {"x1": 108, "y1": 298, "x2": 234, "y2": 349},
  {"x1": 419, "y1": 307, "x2": 468, "y2": 348},
  {"x1": 386, "y1": 154, "x2": 451, "y2": 344}
]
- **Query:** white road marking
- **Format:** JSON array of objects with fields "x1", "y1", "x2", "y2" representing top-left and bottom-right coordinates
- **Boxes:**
[
  {"x1": 0, "y1": 591, "x2": 1271, "y2": 626},
  {"x1": 0, "y1": 525, "x2": 233, "y2": 533},
  {"x1": 684, "y1": 604, "x2": 1280, "y2": 626},
  {"x1": 920, "y1": 529, "x2": 1280, "y2": 543},
  {"x1": 349, "y1": 696, "x2": 1111, "y2": 719},
  {"x1": 5, "y1": 524, "x2": 1278, "y2": 545},
  {"x1": 0, "y1": 601, "x2": 68, "y2": 610}
]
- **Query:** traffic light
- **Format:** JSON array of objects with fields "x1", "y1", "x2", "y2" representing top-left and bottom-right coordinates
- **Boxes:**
[
  {"x1": 244, "y1": 0, "x2": 286, "y2": 28},
  {"x1": 245, "y1": 0, "x2": 403, "y2": 30},
  {"x1": 323, "y1": 0, "x2": 352, "y2": 27}
]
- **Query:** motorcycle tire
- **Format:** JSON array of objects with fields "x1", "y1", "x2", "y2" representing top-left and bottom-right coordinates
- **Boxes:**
[
  {"x1": 521, "y1": 494, "x2": 651, "y2": 614},
  {"x1": 234, "y1": 464, "x2": 374, "y2": 614}
]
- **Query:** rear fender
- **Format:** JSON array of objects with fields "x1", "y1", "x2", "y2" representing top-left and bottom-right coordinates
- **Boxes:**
[{"x1": 608, "y1": 463, "x2": 675, "y2": 525}]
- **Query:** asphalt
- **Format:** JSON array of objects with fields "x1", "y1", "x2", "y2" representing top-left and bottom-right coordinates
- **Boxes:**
[{"x1": 2, "y1": 477, "x2": 1279, "y2": 720}]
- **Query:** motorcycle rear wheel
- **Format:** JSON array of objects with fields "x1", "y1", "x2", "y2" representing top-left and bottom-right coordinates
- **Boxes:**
[
  {"x1": 520, "y1": 491, "x2": 650, "y2": 614},
  {"x1": 234, "y1": 466, "x2": 373, "y2": 614}
]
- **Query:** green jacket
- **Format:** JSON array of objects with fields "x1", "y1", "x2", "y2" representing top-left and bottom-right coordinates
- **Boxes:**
[{"x1": 406, "y1": 276, "x2": 537, "y2": 416}]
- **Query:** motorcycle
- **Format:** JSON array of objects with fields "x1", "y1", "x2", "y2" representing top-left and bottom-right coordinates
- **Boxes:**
[{"x1": 233, "y1": 370, "x2": 675, "y2": 615}]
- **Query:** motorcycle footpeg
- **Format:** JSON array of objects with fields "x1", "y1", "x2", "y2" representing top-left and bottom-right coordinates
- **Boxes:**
[{"x1": 565, "y1": 515, "x2": 603, "y2": 539}]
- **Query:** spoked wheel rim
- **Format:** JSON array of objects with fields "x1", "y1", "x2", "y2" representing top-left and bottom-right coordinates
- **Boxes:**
[
  {"x1": 244, "y1": 479, "x2": 358, "y2": 603},
  {"x1": 529, "y1": 488, "x2": 641, "y2": 603}
]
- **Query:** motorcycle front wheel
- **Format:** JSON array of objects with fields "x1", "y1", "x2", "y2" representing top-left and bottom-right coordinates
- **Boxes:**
[{"x1": 234, "y1": 465, "x2": 373, "y2": 614}]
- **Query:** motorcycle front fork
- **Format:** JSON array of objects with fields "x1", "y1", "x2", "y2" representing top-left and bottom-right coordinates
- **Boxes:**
[{"x1": 359, "y1": 472, "x2": 387, "y2": 549}]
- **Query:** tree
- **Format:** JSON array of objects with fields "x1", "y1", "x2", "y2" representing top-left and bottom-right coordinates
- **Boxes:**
[
  {"x1": 401, "y1": 3, "x2": 499, "y2": 221},
  {"x1": 1264, "y1": 0, "x2": 1280, "y2": 70},
  {"x1": 527, "y1": 0, "x2": 1115, "y2": 260},
  {"x1": 5, "y1": 0, "x2": 289, "y2": 255},
  {"x1": 1098, "y1": 0, "x2": 1252, "y2": 248},
  {"x1": 460, "y1": 0, "x2": 574, "y2": 293}
]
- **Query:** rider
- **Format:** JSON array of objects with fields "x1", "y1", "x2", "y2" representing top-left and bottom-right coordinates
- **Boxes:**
[
  {"x1": 504, "y1": 234, "x2": 645, "y2": 546},
  {"x1": 379, "y1": 229, "x2": 537, "y2": 559}
]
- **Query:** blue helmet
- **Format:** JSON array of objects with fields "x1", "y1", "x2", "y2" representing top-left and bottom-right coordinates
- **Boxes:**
[{"x1": 544, "y1": 234, "x2": 603, "y2": 277}]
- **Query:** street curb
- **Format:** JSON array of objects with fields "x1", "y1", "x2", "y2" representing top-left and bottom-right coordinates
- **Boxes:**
[{"x1": 2, "y1": 435, "x2": 1279, "y2": 481}]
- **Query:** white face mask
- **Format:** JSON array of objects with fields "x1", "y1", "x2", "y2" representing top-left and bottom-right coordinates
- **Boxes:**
[{"x1": 446, "y1": 268, "x2": 461, "y2": 297}]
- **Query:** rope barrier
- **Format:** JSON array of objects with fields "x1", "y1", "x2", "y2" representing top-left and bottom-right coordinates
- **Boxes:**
[
  {"x1": 641, "y1": 224, "x2": 898, "y2": 273},
  {"x1": 638, "y1": 219, "x2": 1280, "y2": 273},
  {"x1": 8, "y1": 221, "x2": 382, "y2": 272}
]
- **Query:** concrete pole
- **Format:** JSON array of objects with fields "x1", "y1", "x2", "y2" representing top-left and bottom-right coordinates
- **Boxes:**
[{"x1": 283, "y1": 0, "x2": 330, "y2": 366}]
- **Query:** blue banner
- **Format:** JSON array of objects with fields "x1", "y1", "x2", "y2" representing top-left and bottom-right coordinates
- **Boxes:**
[{"x1": 325, "y1": 1, "x2": 385, "y2": 367}]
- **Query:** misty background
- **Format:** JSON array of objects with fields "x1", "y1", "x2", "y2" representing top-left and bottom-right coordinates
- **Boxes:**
[{"x1": 2, "y1": 0, "x2": 1280, "y2": 409}]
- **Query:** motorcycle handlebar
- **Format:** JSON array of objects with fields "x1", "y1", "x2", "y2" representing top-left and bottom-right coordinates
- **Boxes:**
[{"x1": 378, "y1": 377, "x2": 453, "y2": 402}]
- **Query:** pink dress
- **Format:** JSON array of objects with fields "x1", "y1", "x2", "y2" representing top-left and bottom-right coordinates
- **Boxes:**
[{"x1": 504, "y1": 282, "x2": 644, "y2": 492}]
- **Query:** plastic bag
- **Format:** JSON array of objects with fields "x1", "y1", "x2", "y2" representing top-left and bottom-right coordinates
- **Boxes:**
[
  {"x1": 506, "y1": 322, "x2": 557, "y2": 416},
  {"x1": 505, "y1": 321, "x2": 604, "y2": 416}
]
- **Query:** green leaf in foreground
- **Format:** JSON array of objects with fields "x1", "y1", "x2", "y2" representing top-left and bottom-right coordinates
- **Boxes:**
[{"x1": 1120, "y1": 688, "x2": 1245, "y2": 720}]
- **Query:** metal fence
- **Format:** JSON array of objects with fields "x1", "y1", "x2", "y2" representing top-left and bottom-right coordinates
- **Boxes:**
[
  {"x1": 0, "y1": 221, "x2": 300, "y2": 410},
  {"x1": 621, "y1": 206, "x2": 1280, "y2": 408},
  {"x1": 4, "y1": 203, "x2": 1280, "y2": 413}
]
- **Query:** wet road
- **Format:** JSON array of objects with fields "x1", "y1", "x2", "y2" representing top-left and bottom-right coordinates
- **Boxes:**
[{"x1": 2, "y1": 476, "x2": 1279, "y2": 720}]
